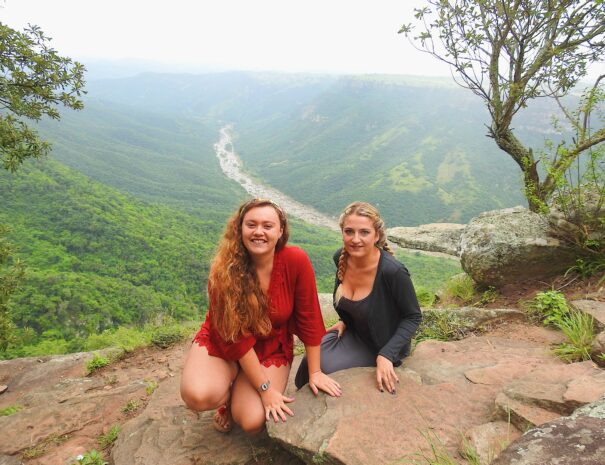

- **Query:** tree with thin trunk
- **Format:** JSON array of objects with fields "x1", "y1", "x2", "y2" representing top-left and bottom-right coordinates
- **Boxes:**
[{"x1": 399, "y1": 0, "x2": 605, "y2": 212}]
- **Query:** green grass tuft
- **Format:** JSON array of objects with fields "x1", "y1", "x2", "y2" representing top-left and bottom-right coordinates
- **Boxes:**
[
  {"x1": 98, "y1": 425, "x2": 120, "y2": 450},
  {"x1": 145, "y1": 379, "x2": 159, "y2": 396},
  {"x1": 0, "y1": 404, "x2": 23, "y2": 416},
  {"x1": 402, "y1": 430, "x2": 460, "y2": 465},
  {"x1": 414, "y1": 310, "x2": 473, "y2": 345},
  {"x1": 415, "y1": 286, "x2": 436, "y2": 308},
  {"x1": 553, "y1": 311, "x2": 596, "y2": 362},
  {"x1": 121, "y1": 399, "x2": 140, "y2": 414},
  {"x1": 440, "y1": 273, "x2": 476, "y2": 305},
  {"x1": 71, "y1": 449, "x2": 108, "y2": 465},
  {"x1": 86, "y1": 353, "x2": 110, "y2": 375}
]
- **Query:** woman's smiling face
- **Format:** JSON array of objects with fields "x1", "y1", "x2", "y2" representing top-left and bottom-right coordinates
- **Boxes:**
[
  {"x1": 241, "y1": 205, "x2": 283, "y2": 259},
  {"x1": 341, "y1": 214, "x2": 378, "y2": 258}
]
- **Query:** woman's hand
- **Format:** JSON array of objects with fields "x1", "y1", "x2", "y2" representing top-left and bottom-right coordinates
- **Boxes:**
[
  {"x1": 260, "y1": 386, "x2": 295, "y2": 423},
  {"x1": 326, "y1": 320, "x2": 346, "y2": 338},
  {"x1": 376, "y1": 355, "x2": 399, "y2": 394},
  {"x1": 309, "y1": 370, "x2": 343, "y2": 397}
]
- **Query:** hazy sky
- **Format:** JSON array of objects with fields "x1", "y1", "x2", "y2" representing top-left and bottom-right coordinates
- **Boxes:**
[{"x1": 1, "y1": 0, "x2": 451, "y2": 76}]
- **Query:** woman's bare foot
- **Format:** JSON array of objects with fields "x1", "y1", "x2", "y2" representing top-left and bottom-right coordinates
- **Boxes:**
[{"x1": 213, "y1": 404, "x2": 233, "y2": 433}]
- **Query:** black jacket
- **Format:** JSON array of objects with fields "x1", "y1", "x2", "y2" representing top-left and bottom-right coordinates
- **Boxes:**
[{"x1": 333, "y1": 248, "x2": 422, "y2": 364}]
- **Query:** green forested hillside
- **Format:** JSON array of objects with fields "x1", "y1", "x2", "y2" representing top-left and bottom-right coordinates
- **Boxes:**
[
  {"x1": 1, "y1": 159, "x2": 218, "y2": 342},
  {"x1": 78, "y1": 71, "x2": 555, "y2": 225},
  {"x1": 37, "y1": 100, "x2": 243, "y2": 221},
  {"x1": 233, "y1": 77, "x2": 534, "y2": 225}
]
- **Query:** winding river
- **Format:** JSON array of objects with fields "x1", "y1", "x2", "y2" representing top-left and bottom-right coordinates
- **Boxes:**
[{"x1": 214, "y1": 125, "x2": 340, "y2": 232}]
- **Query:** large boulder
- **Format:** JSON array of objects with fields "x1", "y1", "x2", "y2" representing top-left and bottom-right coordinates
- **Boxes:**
[{"x1": 459, "y1": 206, "x2": 579, "y2": 286}]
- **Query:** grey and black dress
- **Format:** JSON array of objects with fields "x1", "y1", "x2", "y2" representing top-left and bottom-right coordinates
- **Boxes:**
[{"x1": 294, "y1": 247, "x2": 422, "y2": 389}]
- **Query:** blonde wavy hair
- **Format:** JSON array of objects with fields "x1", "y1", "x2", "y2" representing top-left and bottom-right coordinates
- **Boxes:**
[
  {"x1": 336, "y1": 202, "x2": 393, "y2": 297},
  {"x1": 209, "y1": 199, "x2": 289, "y2": 342}
]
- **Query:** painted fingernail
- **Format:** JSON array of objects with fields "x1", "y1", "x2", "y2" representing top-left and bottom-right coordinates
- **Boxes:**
[{"x1": 380, "y1": 388, "x2": 384, "y2": 393}]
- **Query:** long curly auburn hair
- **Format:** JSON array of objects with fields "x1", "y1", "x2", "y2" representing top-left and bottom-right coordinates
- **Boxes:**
[{"x1": 209, "y1": 198, "x2": 289, "y2": 342}]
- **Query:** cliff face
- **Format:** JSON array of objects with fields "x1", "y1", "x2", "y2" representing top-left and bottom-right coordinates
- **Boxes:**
[{"x1": 1, "y1": 298, "x2": 605, "y2": 465}]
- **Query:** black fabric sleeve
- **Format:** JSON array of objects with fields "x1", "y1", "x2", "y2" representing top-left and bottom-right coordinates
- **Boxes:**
[{"x1": 378, "y1": 267, "x2": 422, "y2": 363}]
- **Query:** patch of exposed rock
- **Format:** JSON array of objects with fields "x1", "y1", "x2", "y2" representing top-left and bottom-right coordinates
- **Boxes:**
[
  {"x1": 388, "y1": 223, "x2": 465, "y2": 257},
  {"x1": 270, "y1": 330, "x2": 605, "y2": 465},
  {"x1": 111, "y1": 374, "x2": 299, "y2": 465},
  {"x1": 0, "y1": 344, "x2": 300, "y2": 465},
  {"x1": 491, "y1": 396, "x2": 605, "y2": 465},
  {"x1": 3, "y1": 303, "x2": 605, "y2": 465}
]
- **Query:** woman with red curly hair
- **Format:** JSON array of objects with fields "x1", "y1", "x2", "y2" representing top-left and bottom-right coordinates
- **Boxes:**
[{"x1": 181, "y1": 198, "x2": 341, "y2": 434}]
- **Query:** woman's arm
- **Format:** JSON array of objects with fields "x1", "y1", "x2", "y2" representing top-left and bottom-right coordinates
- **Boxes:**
[
  {"x1": 238, "y1": 347, "x2": 295, "y2": 422},
  {"x1": 304, "y1": 344, "x2": 342, "y2": 397},
  {"x1": 376, "y1": 267, "x2": 422, "y2": 394},
  {"x1": 378, "y1": 267, "x2": 422, "y2": 363}
]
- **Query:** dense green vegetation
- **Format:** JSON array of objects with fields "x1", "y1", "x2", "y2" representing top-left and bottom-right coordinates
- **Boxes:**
[{"x1": 0, "y1": 158, "x2": 341, "y2": 358}]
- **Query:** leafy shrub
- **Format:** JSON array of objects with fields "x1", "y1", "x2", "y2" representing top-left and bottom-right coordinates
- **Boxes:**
[
  {"x1": 84, "y1": 326, "x2": 152, "y2": 353},
  {"x1": 565, "y1": 257, "x2": 605, "y2": 282},
  {"x1": 86, "y1": 353, "x2": 110, "y2": 375},
  {"x1": 151, "y1": 325, "x2": 188, "y2": 349},
  {"x1": 475, "y1": 286, "x2": 498, "y2": 307},
  {"x1": 527, "y1": 291, "x2": 569, "y2": 326}
]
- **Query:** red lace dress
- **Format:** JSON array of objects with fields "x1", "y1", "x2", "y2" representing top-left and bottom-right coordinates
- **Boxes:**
[{"x1": 193, "y1": 246, "x2": 326, "y2": 367}]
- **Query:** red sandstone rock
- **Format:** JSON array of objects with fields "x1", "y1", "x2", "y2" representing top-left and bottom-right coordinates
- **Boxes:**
[
  {"x1": 462, "y1": 421, "x2": 521, "y2": 464},
  {"x1": 494, "y1": 392, "x2": 561, "y2": 431}
]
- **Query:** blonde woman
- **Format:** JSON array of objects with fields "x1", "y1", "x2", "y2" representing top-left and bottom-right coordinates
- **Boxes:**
[
  {"x1": 295, "y1": 202, "x2": 422, "y2": 394},
  {"x1": 181, "y1": 199, "x2": 342, "y2": 435}
]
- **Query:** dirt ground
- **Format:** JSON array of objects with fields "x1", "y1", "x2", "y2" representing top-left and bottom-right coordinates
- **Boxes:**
[{"x1": 486, "y1": 273, "x2": 604, "y2": 309}]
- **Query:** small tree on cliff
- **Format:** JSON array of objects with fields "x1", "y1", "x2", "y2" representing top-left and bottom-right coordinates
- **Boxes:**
[
  {"x1": 0, "y1": 21, "x2": 85, "y2": 350},
  {"x1": 399, "y1": 0, "x2": 605, "y2": 213},
  {"x1": 1, "y1": 22, "x2": 85, "y2": 171}
]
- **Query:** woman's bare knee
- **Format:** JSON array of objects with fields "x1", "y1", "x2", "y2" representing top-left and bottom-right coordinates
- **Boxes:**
[
  {"x1": 180, "y1": 384, "x2": 224, "y2": 412},
  {"x1": 236, "y1": 412, "x2": 266, "y2": 435}
]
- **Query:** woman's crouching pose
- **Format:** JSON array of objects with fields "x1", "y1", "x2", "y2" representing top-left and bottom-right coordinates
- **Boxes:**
[
  {"x1": 295, "y1": 201, "x2": 422, "y2": 394},
  {"x1": 181, "y1": 198, "x2": 341, "y2": 434}
]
